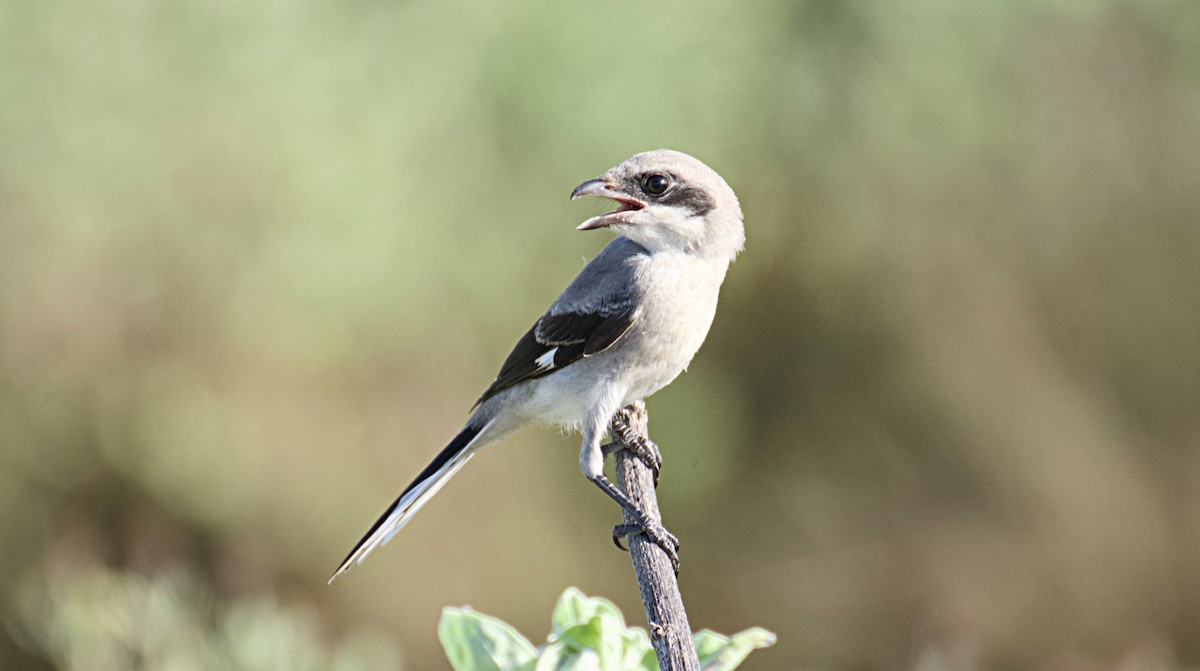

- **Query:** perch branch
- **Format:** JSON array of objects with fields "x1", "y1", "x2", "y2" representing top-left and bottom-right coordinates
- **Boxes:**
[{"x1": 610, "y1": 401, "x2": 699, "y2": 671}]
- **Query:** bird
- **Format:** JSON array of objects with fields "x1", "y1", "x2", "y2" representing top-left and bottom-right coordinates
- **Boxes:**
[{"x1": 329, "y1": 149, "x2": 744, "y2": 583}]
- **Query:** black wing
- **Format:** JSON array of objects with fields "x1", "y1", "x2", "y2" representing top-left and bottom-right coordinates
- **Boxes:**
[{"x1": 474, "y1": 306, "x2": 636, "y2": 407}]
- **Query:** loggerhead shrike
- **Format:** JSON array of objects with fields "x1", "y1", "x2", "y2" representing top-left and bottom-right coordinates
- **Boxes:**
[{"x1": 330, "y1": 149, "x2": 744, "y2": 582}]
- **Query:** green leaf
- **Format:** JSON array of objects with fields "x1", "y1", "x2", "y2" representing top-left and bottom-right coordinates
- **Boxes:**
[
  {"x1": 439, "y1": 607, "x2": 538, "y2": 671},
  {"x1": 595, "y1": 612, "x2": 625, "y2": 671},
  {"x1": 636, "y1": 648, "x2": 659, "y2": 671},
  {"x1": 550, "y1": 588, "x2": 626, "y2": 637},
  {"x1": 564, "y1": 649, "x2": 602, "y2": 671},
  {"x1": 550, "y1": 587, "x2": 589, "y2": 635},
  {"x1": 621, "y1": 627, "x2": 656, "y2": 671},
  {"x1": 440, "y1": 589, "x2": 773, "y2": 671},
  {"x1": 553, "y1": 620, "x2": 599, "y2": 653},
  {"x1": 694, "y1": 627, "x2": 776, "y2": 671},
  {"x1": 546, "y1": 589, "x2": 643, "y2": 671},
  {"x1": 533, "y1": 642, "x2": 567, "y2": 671}
]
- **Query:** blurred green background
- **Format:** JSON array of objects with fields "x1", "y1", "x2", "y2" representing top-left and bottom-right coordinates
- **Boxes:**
[{"x1": 3, "y1": 0, "x2": 1199, "y2": 669}]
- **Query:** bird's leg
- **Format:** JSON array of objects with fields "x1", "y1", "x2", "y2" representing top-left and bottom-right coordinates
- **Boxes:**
[
  {"x1": 585, "y1": 426, "x2": 679, "y2": 574},
  {"x1": 587, "y1": 472, "x2": 680, "y2": 574},
  {"x1": 608, "y1": 412, "x2": 662, "y2": 485}
]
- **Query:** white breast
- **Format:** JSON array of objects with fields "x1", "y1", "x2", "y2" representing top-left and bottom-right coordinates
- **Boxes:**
[{"x1": 619, "y1": 250, "x2": 729, "y2": 402}]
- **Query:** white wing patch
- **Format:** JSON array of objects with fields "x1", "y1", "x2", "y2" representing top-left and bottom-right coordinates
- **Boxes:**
[{"x1": 534, "y1": 348, "x2": 558, "y2": 370}]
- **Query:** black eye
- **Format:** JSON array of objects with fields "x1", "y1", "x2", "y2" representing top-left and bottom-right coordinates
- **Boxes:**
[{"x1": 643, "y1": 174, "x2": 671, "y2": 196}]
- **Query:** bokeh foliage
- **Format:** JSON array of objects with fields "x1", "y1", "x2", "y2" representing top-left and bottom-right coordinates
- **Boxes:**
[
  {"x1": 13, "y1": 564, "x2": 399, "y2": 671},
  {"x1": 2, "y1": 0, "x2": 1199, "y2": 669}
]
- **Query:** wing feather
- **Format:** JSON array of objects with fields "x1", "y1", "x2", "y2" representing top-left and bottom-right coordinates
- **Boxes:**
[
  {"x1": 473, "y1": 236, "x2": 648, "y2": 408},
  {"x1": 474, "y1": 307, "x2": 635, "y2": 407}
]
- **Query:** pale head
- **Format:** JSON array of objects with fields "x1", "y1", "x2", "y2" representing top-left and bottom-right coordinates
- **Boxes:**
[{"x1": 570, "y1": 149, "x2": 744, "y2": 261}]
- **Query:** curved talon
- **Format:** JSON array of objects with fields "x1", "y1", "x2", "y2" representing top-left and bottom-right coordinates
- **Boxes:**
[
  {"x1": 612, "y1": 523, "x2": 640, "y2": 551},
  {"x1": 636, "y1": 440, "x2": 662, "y2": 487},
  {"x1": 611, "y1": 521, "x2": 681, "y2": 575}
]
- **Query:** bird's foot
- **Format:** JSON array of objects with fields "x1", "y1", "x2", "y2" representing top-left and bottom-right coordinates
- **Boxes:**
[
  {"x1": 601, "y1": 439, "x2": 660, "y2": 487},
  {"x1": 588, "y1": 473, "x2": 681, "y2": 575},
  {"x1": 612, "y1": 522, "x2": 681, "y2": 575},
  {"x1": 607, "y1": 415, "x2": 662, "y2": 485}
]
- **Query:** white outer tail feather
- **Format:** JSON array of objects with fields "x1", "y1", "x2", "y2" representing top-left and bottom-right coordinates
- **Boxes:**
[{"x1": 328, "y1": 418, "x2": 495, "y2": 583}]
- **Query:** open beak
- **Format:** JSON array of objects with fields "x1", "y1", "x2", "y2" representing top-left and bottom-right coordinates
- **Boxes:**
[{"x1": 570, "y1": 178, "x2": 646, "y2": 230}]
